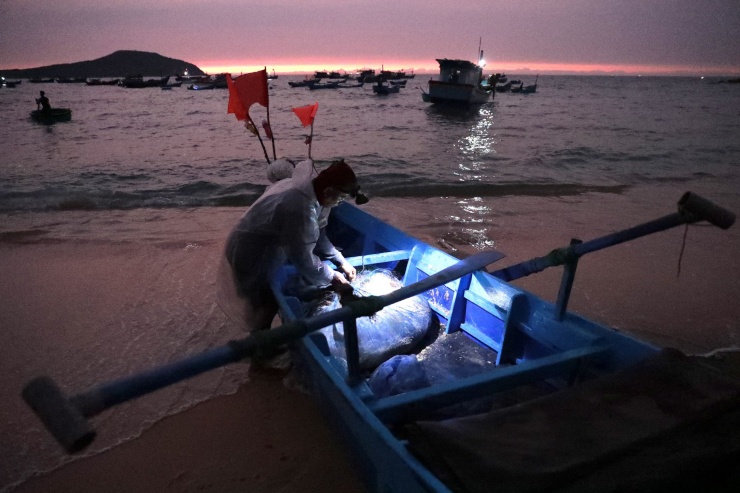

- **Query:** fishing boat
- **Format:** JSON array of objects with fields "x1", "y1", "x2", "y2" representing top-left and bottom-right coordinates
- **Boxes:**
[
  {"x1": 85, "y1": 78, "x2": 120, "y2": 86},
  {"x1": 337, "y1": 80, "x2": 365, "y2": 88},
  {"x1": 118, "y1": 75, "x2": 170, "y2": 88},
  {"x1": 288, "y1": 78, "x2": 319, "y2": 88},
  {"x1": 55, "y1": 77, "x2": 86, "y2": 83},
  {"x1": 512, "y1": 75, "x2": 538, "y2": 94},
  {"x1": 2, "y1": 77, "x2": 22, "y2": 87},
  {"x1": 422, "y1": 56, "x2": 492, "y2": 105},
  {"x1": 308, "y1": 81, "x2": 341, "y2": 90},
  {"x1": 373, "y1": 80, "x2": 400, "y2": 94},
  {"x1": 22, "y1": 192, "x2": 738, "y2": 492},
  {"x1": 355, "y1": 69, "x2": 377, "y2": 83},
  {"x1": 30, "y1": 108, "x2": 72, "y2": 122},
  {"x1": 187, "y1": 83, "x2": 215, "y2": 90}
]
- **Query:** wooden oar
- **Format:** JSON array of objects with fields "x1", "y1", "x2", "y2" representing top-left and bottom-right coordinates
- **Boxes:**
[
  {"x1": 491, "y1": 191, "x2": 734, "y2": 282},
  {"x1": 22, "y1": 250, "x2": 504, "y2": 454}
]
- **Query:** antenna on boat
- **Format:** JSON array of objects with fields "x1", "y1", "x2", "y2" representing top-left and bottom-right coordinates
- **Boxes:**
[{"x1": 478, "y1": 37, "x2": 482, "y2": 64}]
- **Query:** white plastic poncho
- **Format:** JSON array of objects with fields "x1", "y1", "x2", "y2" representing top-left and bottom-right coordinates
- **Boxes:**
[{"x1": 219, "y1": 160, "x2": 345, "y2": 330}]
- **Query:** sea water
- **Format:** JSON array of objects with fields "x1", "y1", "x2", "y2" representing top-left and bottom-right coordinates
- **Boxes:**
[
  {"x1": 2, "y1": 76, "x2": 739, "y2": 211},
  {"x1": 1, "y1": 75, "x2": 739, "y2": 491}
]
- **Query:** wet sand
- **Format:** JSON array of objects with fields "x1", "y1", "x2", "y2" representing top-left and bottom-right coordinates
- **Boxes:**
[{"x1": 3, "y1": 184, "x2": 739, "y2": 492}]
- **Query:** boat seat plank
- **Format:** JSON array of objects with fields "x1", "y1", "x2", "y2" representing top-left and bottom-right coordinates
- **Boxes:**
[
  {"x1": 406, "y1": 348, "x2": 740, "y2": 493},
  {"x1": 370, "y1": 345, "x2": 608, "y2": 425},
  {"x1": 344, "y1": 250, "x2": 412, "y2": 268}
]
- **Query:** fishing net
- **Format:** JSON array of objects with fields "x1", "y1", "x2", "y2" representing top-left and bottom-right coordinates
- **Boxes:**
[
  {"x1": 367, "y1": 329, "x2": 499, "y2": 399},
  {"x1": 306, "y1": 269, "x2": 437, "y2": 371}
]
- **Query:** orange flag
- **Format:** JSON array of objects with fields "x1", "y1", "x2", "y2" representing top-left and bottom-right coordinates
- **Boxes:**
[
  {"x1": 227, "y1": 69, "x2": 268, "y2": 121},
  {"x1": 292, "y1": 102, "x2": 319, "y2": 127}
]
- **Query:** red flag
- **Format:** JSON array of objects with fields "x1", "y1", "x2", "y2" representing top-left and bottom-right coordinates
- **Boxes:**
[
  {"x1": 292, "y1": 102, "x2": 319, "y2": 127},
  {"x1": 227, "y1": 70, "x2": 268, "y2": 121}
]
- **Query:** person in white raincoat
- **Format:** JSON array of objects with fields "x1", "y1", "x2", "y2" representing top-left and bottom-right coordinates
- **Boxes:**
[{"x1": 221, "y1": 159, "x2": 361, "y2": 332}]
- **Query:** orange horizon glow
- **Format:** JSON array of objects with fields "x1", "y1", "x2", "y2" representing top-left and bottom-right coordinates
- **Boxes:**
[{"x1": 198, "y1": 58, "x2": 740, "y2": 77}]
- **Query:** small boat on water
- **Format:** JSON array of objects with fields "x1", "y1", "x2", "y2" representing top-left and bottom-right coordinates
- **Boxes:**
[
  {"x1": 30, "y1": 108, "x2": 72, "y2": 123},
  {"x1": 288, "y1": 78, "x2": 319, "y2": 88},
  {"x1": 337, "y1": 80, "x2": 365, "y2": 88},
  {"x1": 187, "y1": 83, "x2": 215, "y2": 90},
  {"x1": 22, "y1": 192, "x2": 739, "y2": 493},
  {"x1": 422, "y1": 54, "x2": 492, "y2": 105},
  {"x1": 495, "y1": 81, "x2": 512, "y2": 92},
  {"x1": 55, "y1": 77, "x2": 86, "y2": 84},
  {"x1": 28, "y1": 78, "x2": 55, "y2": 83},
  {"x1": 2, "y1": 77, "x2": 22, "y2": 87},
  {"x1": 512, "y1": 75, "x2": 538, "y2": 94},
  {"x1": 267, "y1": 69, "x2": 279, "y2": 80},
  {"x1": 118, "y1": 75, "x2": 170, "y2": 88},
  {"x1": 373, "y1": 80, "x2": 400, "y2": 94},
  {"x1": 308, "y1": 81, "x2": 341, "y2": 90},
  {"x1": 85, "y1": 78, "x2": 120, "y2": 86},
  {"x1": 355, "y1": 69, "x2": 377, "y2": 83}
]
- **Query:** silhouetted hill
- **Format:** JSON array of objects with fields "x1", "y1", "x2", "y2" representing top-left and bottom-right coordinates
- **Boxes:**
[{"x1": 0, "y1": 50, "x2": 206, "y2": 79}]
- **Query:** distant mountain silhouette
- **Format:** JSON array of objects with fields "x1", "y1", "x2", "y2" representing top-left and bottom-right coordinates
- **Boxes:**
[{"x1": 0, "y1": 50, "x2": 207, "y2": 79}]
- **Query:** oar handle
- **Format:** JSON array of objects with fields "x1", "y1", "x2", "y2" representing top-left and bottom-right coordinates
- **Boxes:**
[
  {"x1": 22, "y1": 250, "x2": 504, "y2": 454},
  {"x1": 491, "y1": 192, "x2": 734, "y2": 282},
  {"x1": 679, "y1": 191, "x2": 735, "y2": 229}
]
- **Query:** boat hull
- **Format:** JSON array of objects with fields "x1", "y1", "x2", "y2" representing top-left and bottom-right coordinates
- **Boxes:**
[
  {"x1": 30, "y1": 108, "x2": 72, "y2": 122},
  {"x1": 271, "y1": 202, "x2": 666, "y2": 493},
  {"x1": 426, "y1": 80, "x2": 491, "y2": 104}
]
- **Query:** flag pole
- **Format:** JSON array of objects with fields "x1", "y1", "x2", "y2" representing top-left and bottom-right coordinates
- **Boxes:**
[
  {"x1": 264, "y1": 67, "x2": 277, "y2": 160},
  {"x1": 308, "y1": 122, "x2": 314, "y2": 159},
  {"x1": 248, "y1": 115, "x2": 271, "y2": 164}
]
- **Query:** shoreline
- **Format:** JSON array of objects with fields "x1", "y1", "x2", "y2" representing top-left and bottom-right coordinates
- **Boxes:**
[
  {"x1": 2, "y1": 184, "x2": 738, "y2": 492},
  {"x1": 12, "y1": 369, "x2": 365, "y2": 493}
]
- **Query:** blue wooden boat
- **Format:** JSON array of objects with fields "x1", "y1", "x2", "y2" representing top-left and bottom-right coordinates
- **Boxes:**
[{"x1": 22, "y1": 192, "x2": 739, "y2": 492}]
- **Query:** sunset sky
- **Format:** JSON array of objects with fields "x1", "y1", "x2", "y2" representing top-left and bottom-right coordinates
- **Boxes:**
[{"x1": 1, "y1": 0, "x2": 738, "y2": 76}]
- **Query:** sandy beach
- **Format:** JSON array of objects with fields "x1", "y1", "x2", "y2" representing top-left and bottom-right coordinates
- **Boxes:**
[{"x1": 2, "y1": 183, "x2": 738, "y2": 492}]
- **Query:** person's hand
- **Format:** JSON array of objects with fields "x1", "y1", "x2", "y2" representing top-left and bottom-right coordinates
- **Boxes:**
[
  {"x1": 331, "y1": 271, "x2": 353, "y2": 296},
  {"x1": 340, "y1": 261, "x2": 356, "y2": 282}
]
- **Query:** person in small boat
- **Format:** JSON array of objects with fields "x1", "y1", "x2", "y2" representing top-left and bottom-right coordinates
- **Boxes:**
[
  {"x1": 221, "y1": 159, "x2": 364, "y2": 334},
  {"x1": 35, "y1": 91, "x2": 51, "y2": 113}
]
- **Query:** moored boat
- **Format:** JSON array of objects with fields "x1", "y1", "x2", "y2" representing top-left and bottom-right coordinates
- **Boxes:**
[
  {"x1": 55, "y1": 77, "x2": 86, "y2": 83},
  {"x1": 187, "y1": 83, "x2": 215, "y2": 90},
  {"x1": 373, "y1": 80, "x2": 400, "y2": 94},
  {"x1": 423, "y1": 56, "x2": 492, "y2": 105},
  {"x1": 30, "y1": 108, "x2": 72, "y2": 122},
  {"x1": 308, "y1": 81, "x2": 341, "y2": 90},
  {"x1": 85, "y1": 78, "x2": 120, "y2": 86},
  {"x1": 118, "y1": 75, "x2": 170, "y2": 88},
  {"x1": 288, "y1": 78, "x2": 319, "y2": 88}
]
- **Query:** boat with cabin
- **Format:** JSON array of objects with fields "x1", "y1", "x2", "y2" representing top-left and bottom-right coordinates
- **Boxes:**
[
  {"x1": 422, "y1": 54, "x2": 492, "y2": 105},
  {"x1": 21, "y1": 191, "x2": 739, "y2": 493}
]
